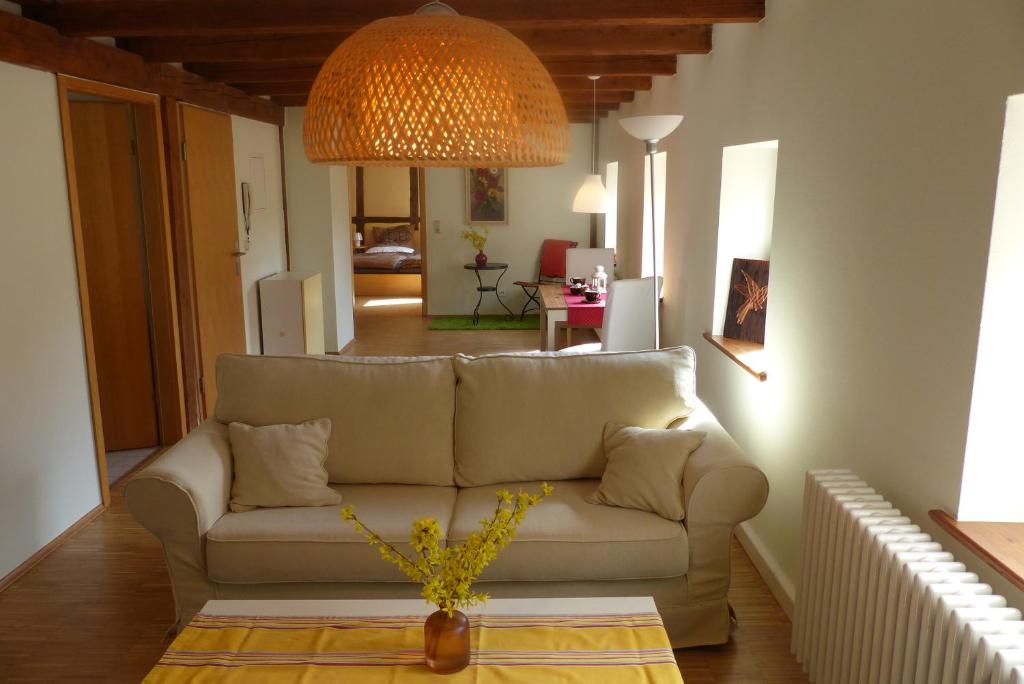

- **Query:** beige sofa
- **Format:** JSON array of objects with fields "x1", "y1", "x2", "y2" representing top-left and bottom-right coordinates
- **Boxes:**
[{"x1": 126, "y1": 347, "x2": 768, "y2": 648}]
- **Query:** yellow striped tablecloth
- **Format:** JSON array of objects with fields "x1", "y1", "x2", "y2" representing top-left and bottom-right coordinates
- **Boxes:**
[{"x1": 145, "y1": 597, "x2": 683, "y2": 683}]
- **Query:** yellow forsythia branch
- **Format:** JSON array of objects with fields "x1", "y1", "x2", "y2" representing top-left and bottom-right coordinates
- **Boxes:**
[{"x1": 340, "y1": 483, "x2": 553, "y2": 616}]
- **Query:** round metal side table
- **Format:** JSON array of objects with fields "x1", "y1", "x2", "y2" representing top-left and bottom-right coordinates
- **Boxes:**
[{"x1": 464, "y1": 263, "x2": 515, "y2": 324}]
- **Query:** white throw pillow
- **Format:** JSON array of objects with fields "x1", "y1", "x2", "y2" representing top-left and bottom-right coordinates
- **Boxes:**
[
  {"x1": 587, "y1": 423, "x2": 706, "y2": 520},
  {"x1": 228, "y1": 418, "x2": 341, "y2": 512},
  {"x1": 366, "y1": 245, "x2": 415, "y2": 254}
]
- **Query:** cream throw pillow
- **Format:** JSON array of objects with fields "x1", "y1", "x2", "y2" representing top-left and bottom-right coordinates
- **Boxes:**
[
  {"x1": 228, "y1": 418, "x2": 341, "y2": 512},
  {"x1": 587, "y1": 423, "x2": 707, "y2": 521}
]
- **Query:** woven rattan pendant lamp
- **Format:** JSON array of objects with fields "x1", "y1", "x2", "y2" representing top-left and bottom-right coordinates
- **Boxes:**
[{"x1": 304, "y1": 1, "x2": 569, "y2": 167}]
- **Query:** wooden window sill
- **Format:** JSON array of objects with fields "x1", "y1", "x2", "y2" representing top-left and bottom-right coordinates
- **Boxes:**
[
  {"x1": 702, "y1": 333, "x2": 768, "y2": 382},
  {"x1": 930, "y1": 509, "x2": 1024, "y2": 592}
]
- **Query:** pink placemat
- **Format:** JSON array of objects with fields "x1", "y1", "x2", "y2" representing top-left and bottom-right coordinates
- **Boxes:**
[{"x1": 562, "y1": 286, "x2": 606, "y2": 327}]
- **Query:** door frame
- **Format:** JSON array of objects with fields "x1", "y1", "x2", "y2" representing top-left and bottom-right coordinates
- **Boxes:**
[
  {"x1": 57, "y1": 75, "x2": 187, "y2": 505},
  {"x1": 351, "y1": 166, "x2": 429, "y2": 314}
]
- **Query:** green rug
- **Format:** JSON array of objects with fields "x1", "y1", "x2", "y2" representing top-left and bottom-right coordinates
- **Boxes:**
[{"x1": 428, "y1": 315, "x2": 539, "y2": 331}]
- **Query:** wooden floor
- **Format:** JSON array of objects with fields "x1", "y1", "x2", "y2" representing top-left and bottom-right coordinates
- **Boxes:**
[
  {"x1": 0, "y1": 297, "x2": 807, "y2": 683},
  {"x1": 343, "y1": 295, "x2": 602, "y2": 356}
]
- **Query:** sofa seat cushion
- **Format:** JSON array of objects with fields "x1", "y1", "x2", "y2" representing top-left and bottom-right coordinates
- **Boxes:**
[
  {"x1": 448, "y1": 480, "x2": 688, "y2": 582},
  {"x1": 206, "y1": 485, "x2": 457, "y2": 584}
]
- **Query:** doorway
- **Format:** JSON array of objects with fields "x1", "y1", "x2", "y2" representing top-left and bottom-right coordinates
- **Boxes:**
[
  {"x1": 57, "y1": 77, "x2": 186, "y2": 502},
  {"x1": 350, "y1": 166, "x2": 428, "y2": 318}
]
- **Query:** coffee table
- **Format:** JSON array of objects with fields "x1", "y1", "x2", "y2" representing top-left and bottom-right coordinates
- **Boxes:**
[{"x1": 145, "y1": 596, "x2": 683, "y2": 682}]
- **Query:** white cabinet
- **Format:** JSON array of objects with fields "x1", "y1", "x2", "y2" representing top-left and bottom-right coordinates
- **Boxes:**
[{"x1": 259, "y1": 272, "x2": 326, "y2": 355}]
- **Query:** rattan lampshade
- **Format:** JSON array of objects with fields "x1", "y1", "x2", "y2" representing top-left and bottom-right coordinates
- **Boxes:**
[{"x1": 304, "y1": 7, "x2": 569, "y2": 167}]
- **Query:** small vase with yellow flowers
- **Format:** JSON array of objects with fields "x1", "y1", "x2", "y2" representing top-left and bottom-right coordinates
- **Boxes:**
[{"x1": 340, "y1": 483, "x2": 553, "y2": 674}]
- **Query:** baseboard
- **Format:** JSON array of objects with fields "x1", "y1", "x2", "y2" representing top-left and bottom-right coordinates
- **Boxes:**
[
  {"x1": 735, "y1": 521, "x2": 796, "y2": 619},
  {"x1": 0, "y1": 503, "x2": 105, "y2": 594},
  {"x1": 335, "y1": 338, "x2": 356, "y2": 355}
]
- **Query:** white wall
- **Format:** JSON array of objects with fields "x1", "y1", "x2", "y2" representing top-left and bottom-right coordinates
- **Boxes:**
[
  {"x1": 231, "y1": 116, "x2": 287, "y2": 353},
  {"x1": 0, "y1": 62, "x2": 103, "y2": 578},
  {"x1": 425, "y1": 124, "x2": 591, "y2": 315},
  {"x1": 599, "y1": 0, "x2": 1024, "y2": 608},
  {"x1": 281, "y1": 107, "x2": 354, "y2": 351}
]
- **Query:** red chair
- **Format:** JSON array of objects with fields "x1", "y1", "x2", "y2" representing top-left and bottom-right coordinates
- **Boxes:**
[{"x1": 513, "y1": 239, "x2": 578, "y2": 320}]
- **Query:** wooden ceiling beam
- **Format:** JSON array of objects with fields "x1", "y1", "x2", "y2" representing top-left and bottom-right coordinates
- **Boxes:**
[
  {"x1": 542, "y1": 56, "x2": 677, "y2": 76},
  {"x1": 187, "y1": 63, "x2": 323, "y2": 83},
  {"x1": 0, "y1": 12, "x2": 282, "y2": 125},
  {"x1": 247, "y1": 81, "x2": 636, "y2": 102},
  {"x1": 191, "y1": 56, "x2": 676, "y2": 82},
  {"x1": 519, "y1": 25, "x2": 709, "y2": 57},
  {"x1": 271, "y1": 94, "x2": 620, "y2": 116},
  {"x1": 121, "y1": 25, "x2": 708, "y2": 62},
  {"x1": 271, "y1": 95, "x2": 310, "y2": 108},
  {"x1": 120, "y1": 35, "x2": 348, "y2": 64},
  {"x1": 566, "y1": 106, "x2": 617, "y2": 115},
  {"x1": 237, "y1": 82, "x2": 315, "y2": 97},
  {"x1": 552, "y1": 76, "x2": 653, "y2": 92},
  {"x1": 562, "y1": 91, "x2": 634, "y2": 105},
  {"x1": 33, "y1": 0, "x2": 763, "y2": 38}
]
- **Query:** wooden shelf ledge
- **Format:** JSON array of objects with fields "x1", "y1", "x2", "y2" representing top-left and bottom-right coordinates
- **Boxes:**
[
  {"x1": 702, "y1": 333, "x2": 767, "y2": 382},
  {"x1": 930, "y1": 509, "x2": 1024, "y2": 592}
]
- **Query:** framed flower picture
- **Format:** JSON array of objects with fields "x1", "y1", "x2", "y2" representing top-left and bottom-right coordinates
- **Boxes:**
[{"x1": 465, "y1": 168, "x2": 508, "y2": 224}]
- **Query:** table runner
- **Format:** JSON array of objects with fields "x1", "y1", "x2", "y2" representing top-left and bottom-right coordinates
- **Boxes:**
[
  {"x1": 145, "y1": 598, "x2": 683, "y2": 683},
  {"x1": 563, "y1": 285, "x2": 606, "y2": 328}
]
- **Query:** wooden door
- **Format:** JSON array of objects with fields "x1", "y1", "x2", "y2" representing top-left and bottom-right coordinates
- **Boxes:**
[
  {"x1": 68, "y1": 101, "x2": 160, "y2": 451},
  {"x1": 180, "y1": 105, "x2": 246, "y2": 415}
]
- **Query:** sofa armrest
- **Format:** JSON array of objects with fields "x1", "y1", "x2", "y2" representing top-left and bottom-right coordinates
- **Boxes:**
[
  {"x1": 679, "y1": 401, "x2": 769, "y2": 602},
  {"x1": 126, "y1": 419, "x2": 232, "y2": 537},
  {"x1": 125, "y1": 419, "x2": 231, "y2": 626}
]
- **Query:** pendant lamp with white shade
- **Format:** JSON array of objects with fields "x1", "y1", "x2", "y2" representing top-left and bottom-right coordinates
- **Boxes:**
[
  {"x1": 620, "y1": 114, "x2": 683, "y2": 349},
  {"x1": 572, "y1": 75, "x2": 607, "y2": 213}
]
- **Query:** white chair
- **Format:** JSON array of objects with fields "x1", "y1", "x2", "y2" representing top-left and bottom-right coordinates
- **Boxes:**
[
  {"x1": 562, "y1": 277, "x2": 662, "y2": 352},
  {"x1": 564, "y1": 248, "x2": 615, "y2": 286}
]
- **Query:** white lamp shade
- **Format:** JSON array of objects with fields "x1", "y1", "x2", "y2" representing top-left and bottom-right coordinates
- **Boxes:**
[
  {"x1": 619, "y1": 115, "x2": 684, "y2": 142},
  {"x1": 572, "y1": 174, "x2": 607, "y2": 213}
]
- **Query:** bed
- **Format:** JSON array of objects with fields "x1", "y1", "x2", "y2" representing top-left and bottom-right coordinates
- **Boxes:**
[
  {"x1": 353, "y1": 225, "x2": 422, "y2": 275},
  {"x1": 353, "y1": 250, "x2": 422, "y2": 274}
]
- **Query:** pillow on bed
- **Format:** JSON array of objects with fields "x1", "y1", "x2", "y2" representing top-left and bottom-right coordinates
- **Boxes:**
[
  {"x1": 373, "y1": 225, "x2": 414, "y2": 246},
  {"x1": 366, "y1": 245, "x2": 415, "y2": 254}
]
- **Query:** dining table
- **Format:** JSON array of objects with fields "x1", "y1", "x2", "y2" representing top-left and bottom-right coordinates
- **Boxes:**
[{"x1": 538, "y1": 283, "x2": 606, "y2": 351}]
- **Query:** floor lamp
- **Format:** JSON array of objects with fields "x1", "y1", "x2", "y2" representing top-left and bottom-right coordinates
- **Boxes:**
[{"x1": 619, "y1": 115, "x2": 683, "y2": 349}]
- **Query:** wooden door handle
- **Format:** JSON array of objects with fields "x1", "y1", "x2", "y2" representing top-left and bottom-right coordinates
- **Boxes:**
[{"x1": 232, "y1": 251, "x2": 246, "y2": 257}]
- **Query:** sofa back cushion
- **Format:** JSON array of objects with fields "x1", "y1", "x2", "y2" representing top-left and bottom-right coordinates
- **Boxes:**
[
  {"x1": 452, "y1": 347, "x2": 696, "y2": 486},
  {"x1": 215, "y1": 354, "x2": 455, "y2": 485}
]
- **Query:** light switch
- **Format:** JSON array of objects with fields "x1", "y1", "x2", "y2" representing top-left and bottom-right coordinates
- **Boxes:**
[{"x1": 433, "y1": 220, "x2": 441, "y2": 234}]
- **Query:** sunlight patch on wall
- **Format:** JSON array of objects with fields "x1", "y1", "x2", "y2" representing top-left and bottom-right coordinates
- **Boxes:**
[
  {"x1": 641, "y1": 152, "x2": 667, "y2": 278},
  {"x1": 603, "y1": 161, "x2": 619, "y2": 252},
  {"x1": 712, "y1": 141, "x2": 779, "y2": 335},
  {"x1": 958, "y1": 95, "x2": 1024, "y2": 522}
]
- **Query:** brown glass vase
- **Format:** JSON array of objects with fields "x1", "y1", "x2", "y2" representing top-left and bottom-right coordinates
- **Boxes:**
[{"x1": 424, "y1": 609, "x2": 470, "y2": 674}]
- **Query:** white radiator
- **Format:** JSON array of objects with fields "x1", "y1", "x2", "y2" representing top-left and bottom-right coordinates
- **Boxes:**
[{"x1": 792, "y1": 469, "x2": 1024, "y2": 684}]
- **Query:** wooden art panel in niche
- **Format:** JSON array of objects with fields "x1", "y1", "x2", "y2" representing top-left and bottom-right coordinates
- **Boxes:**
[{"x1": 723, "y1": 258, "x2": 769, "y2": 344}]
